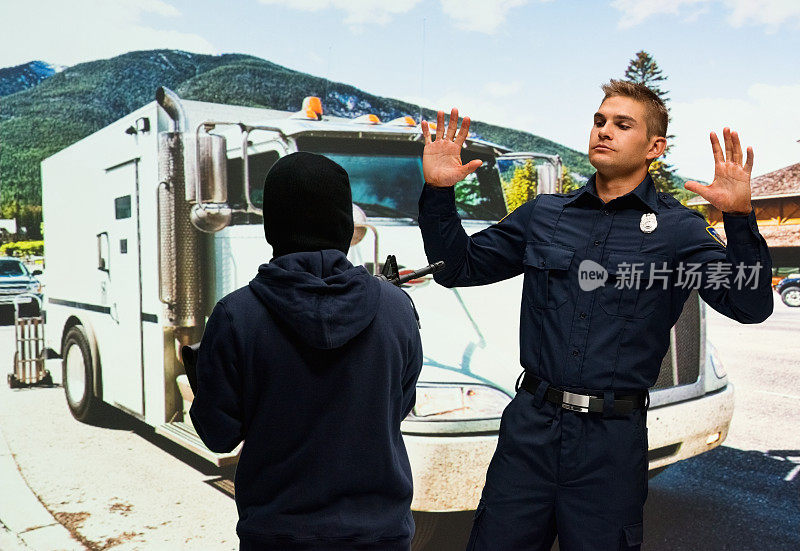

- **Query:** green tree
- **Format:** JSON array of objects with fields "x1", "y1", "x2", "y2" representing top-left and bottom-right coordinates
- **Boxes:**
[
  {"x1": 623, "y1": 50, "x2": 681, "y2": 197},
  {"x1": 560, "y1": 166, "x2": 582, "y2": 194},
  {"x1": 501, "y1": 159, "x2": 538, "y2": 212}
]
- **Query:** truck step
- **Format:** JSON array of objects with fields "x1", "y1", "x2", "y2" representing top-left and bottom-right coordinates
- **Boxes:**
[{"x1": 154, "y1": 421, "x2": 241, "y2": 467}]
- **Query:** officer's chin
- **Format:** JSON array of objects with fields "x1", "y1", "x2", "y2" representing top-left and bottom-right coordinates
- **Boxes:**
[{"x1": 588, "y1": 151, "x2": 615, "y2": 172}]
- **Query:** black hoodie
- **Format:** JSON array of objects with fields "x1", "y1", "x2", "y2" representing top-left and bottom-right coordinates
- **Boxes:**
[{"x1": 189, "y1": 249, "x2": 423, "y2": 550}]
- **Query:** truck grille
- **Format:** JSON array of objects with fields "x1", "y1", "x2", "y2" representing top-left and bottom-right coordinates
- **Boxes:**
[
  {"x1": 0, "y1": 285, "x2": 29, "y2": 294},
  {"x1": 653, "y1": 289, "x2": 701, "y2": 389}
]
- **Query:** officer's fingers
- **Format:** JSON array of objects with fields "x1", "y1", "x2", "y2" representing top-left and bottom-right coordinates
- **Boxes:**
[
  {"x1": 745, "y1": 146, "x2": 754, "y2": 174},
  {"x1": 421, "y1": 120, "x2": 432, "y2": 144},
  {"x1": 683, "y1": 180, "x2": 708, "y2": 199},
  {"x1": 710, "y1": 132, "x2": 723, "y2": 165},
  {"x1": 731, "y1": 130, "x2": 743, "y2": 165},
  {"x1": 446, "y1": 107, "x2": 459, "y2": 141},
  {"x1": 459, "y1": 159, "x2": 483, "y2": 178},
  {"x1": 722, "y1": 127, "x2": 734, "y2": 163},
  {"x1": 436, "y1": 110, "x2": 445, "y2": 141},
  {"x1": 455, "y1": 116, "x2": 471, "y2": 146}
]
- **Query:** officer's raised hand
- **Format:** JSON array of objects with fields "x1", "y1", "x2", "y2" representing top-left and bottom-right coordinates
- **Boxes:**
[
  {"x1": 684, "y1": 127, "x2": 754, "y2": 215},
  {"x1": 421, "y1": 108, "x2": 483, "y2": 187}
]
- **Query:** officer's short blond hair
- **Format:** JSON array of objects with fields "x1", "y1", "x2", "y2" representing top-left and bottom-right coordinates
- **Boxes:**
[{"x1": 600, "y1": 79, "x2": 668, "y2": 140}]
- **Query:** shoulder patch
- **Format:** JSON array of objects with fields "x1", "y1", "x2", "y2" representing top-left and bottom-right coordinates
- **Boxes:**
[{"x1": 706, "y1": 225, "x2": 726, "y2": 247}]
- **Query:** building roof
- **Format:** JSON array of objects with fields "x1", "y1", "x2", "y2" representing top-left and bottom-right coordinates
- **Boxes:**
[{"x1": 687, "y1": 162, "x2": 800, "y2": 206}]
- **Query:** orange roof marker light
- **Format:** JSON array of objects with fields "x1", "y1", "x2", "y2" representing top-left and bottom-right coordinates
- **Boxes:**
[
  {"x1": 353, "y1": 113, "x2": 381, "y2": 125},
  {"x1": 388, "y1": 116, "x2": 417, "y2": 127},
  {"x1": 290, "y1": 96, "x2": 323, "y2": 120}
]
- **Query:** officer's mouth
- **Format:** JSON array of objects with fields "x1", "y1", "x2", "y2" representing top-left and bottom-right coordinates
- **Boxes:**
[{"x1": 593, "y1": 144, "x2": 614, "y2": 152}]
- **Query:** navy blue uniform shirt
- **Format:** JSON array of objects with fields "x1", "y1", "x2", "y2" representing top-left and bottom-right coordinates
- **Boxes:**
[{"x1": 418, "y1": 173, "x2": 773, "y2": 392}]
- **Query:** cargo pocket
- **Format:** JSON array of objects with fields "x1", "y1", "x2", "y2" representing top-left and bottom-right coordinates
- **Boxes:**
[
  {"x1": 620, "y1": 522, "x2": 643, "y2": 550},
  {"x1": 465, "y1": 500, "x2": 487, "y2": 551},
  {"x1": 523, "y1": 241, "x2": 575, "y2": 309},
  {"x1": 599, "y1": 251, "x2": 670, "y2": 318}
]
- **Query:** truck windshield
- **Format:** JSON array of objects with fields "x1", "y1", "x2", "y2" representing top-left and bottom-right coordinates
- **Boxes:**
[
  {"x1": 0, "y1": 259, "x2": 26, "y2": 276},
  {"x1": 296, "y1": 137, "x2": 507, "y2": 221}
]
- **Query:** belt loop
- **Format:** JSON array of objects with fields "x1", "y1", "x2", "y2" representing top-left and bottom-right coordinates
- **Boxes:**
[
  {"x1": 532, "y1": 379, "x2": 549, "y2": 408},
  {"x1": 515, "y1": 370, "x2": 525, "y2": 393},
  {"x1": 602, "y1": 390, "x2": 615, "y2": 418}
]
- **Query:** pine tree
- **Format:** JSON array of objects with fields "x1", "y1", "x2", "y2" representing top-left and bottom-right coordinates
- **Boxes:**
[{"x1": 623, "y1": 50, "x2": 681, "y2": 198}]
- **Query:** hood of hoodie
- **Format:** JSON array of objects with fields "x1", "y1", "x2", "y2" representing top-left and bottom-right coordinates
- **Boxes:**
[{"x1": 248, "y1": 249, "x2": 382, "y2": 350}]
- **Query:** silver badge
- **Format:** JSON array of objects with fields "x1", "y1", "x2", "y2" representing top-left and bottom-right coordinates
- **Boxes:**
[{"x1": 640, "y1": 212, "x2": 657, "y2": 233}]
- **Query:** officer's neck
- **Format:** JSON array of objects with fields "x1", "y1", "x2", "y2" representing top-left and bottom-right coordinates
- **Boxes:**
[{"x1": 594, "y1": 166, "x2": 649, "y2": 205}]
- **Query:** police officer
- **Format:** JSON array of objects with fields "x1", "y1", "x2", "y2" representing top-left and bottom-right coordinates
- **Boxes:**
[{"x1": 416, "y1": 79, "x2": 773, "y2": 550}]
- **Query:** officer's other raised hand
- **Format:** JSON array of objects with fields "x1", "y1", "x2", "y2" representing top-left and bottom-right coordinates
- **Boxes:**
[
  {"x1": 421, "y1": 107, "x2": 483, "y2": 188},
  {"x1": 684, "y1": 127, "x2": 754, "y2": 215}
]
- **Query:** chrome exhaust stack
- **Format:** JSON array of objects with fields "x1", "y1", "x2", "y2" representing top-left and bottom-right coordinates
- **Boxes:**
[{"x1": 156, "y1": 86, "x2": 206, "y2": 331}]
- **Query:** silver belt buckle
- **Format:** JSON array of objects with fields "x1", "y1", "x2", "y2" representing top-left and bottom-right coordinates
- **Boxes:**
[{"x1": 561, "y1": 391, "x2": 591, "y2": 413}]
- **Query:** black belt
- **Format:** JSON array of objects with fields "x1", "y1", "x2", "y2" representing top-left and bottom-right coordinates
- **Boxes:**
[{"x1": 519, "y1": 372, "x2": 648, "y2": 414}]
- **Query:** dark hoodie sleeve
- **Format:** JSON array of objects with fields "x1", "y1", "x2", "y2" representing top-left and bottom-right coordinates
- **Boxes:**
[
  {"x1": 401, "y1": 321, "x2": 423, "y2": 420},
  {"x1": 189, "y1": 301, "x2": 244, "y2": 453}
]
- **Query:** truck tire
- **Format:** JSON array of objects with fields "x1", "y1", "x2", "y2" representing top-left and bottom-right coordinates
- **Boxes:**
[
  {"x1": 780, "y1": 286, "x2": 800, "y2": 307},
  {"x1": 62, "y1": 325, "x2": 105, "y2": 424}
]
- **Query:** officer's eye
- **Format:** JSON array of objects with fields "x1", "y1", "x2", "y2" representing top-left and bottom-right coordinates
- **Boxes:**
[
  {"x1": 594, "y1": 120, "x2": 604, "y2": 127},
  {"x1": 618, "y1": 124, "x2": 630, "y2": 130}
]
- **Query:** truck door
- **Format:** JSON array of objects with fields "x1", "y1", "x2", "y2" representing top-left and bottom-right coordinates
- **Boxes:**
[{"x1": 101, "y1": 160, "x2": 144, "y2": 416}]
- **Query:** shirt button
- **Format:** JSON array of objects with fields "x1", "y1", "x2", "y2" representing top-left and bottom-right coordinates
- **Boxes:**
[
  {"x1": 593, "y1": 240, "x2": 600, "y2": 246},
  {"x1": 572, "y1": 349, "x2": 580, "y2": 356},
  {"x1": 579, "y1": 312, "x2": 587, "y2": 319},
  {"x1": 603, "y1": 210, "x2": 610, "y2": 216}
]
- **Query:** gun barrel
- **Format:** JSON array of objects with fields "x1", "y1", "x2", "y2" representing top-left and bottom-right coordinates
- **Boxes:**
[
  {"x1": 396, "y1": 260, "x2": 445, "y2": 285},
  {"x1": 181, "y1": 342, "x2": 201, "y2": 395}
]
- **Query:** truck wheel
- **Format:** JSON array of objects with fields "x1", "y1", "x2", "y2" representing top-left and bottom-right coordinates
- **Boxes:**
[
  {"x1": 62, "y1": 326, "x2": 105, "y2": 424},
  {"x1": 780, "y1": 287, "x2": 800, "y2": 307}
]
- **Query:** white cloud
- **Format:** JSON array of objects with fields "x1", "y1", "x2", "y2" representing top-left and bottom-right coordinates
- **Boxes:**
[
  {"x1": 259, "y1": 0, "x2": 536, "y2": 34},
  {"x1": 725, "y1": 0, "x2": 800, "y2": 29},
  {"x1": 669, "y1": 83, "x2": 800, "y2": 182},
  {"x1": 439, "y1": 0, "x2": 535, "y2": 34},
  {"x1": 258, "y1": 0, "x2": 423, "y2": 29},
  {"x1": 0, "y1": 0, "x2": 215, "y2": 67},
  {"x1": 611, "y1": 0, "x2": 800, "y2": 30}
]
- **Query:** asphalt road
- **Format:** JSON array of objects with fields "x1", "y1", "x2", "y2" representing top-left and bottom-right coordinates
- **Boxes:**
[{"x1": 0, "y1": 293, "x2": 797, "y2": 550}]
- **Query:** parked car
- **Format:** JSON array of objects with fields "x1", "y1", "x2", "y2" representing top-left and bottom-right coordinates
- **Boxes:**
[
  {"x1": 775, "y1": 274, "x2": 800, "y2": 307},
  {"x1": 771, "y1": 266, "x2": 800, "y2": 287},
  {"x1": 0, "y1": 256, "x2": 43, "y2": 316}
]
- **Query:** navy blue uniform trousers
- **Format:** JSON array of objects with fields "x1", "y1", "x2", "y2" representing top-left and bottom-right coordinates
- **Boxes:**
[{"x1": 466, "y1": 380, "x2": 647, "y2": 551}]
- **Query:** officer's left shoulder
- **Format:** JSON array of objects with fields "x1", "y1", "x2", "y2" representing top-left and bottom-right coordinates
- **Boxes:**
[{"x1": 656, "y1": 192, "x2": 707, "y2": 222}]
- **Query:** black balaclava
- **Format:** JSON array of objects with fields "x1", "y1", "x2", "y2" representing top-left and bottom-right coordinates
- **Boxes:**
[{"x1": 262, "y1": 152, "x2": 354, "y2": 258}]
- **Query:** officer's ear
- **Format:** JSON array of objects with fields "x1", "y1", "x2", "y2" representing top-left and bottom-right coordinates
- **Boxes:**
[{"x1": 646, "y1": 136, "x2": 667, "y2": 163}]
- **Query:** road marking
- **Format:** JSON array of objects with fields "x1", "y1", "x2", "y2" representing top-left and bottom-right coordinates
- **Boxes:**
[{"x1": 754, "y1": 390, "x2": 800, "y2": 400}]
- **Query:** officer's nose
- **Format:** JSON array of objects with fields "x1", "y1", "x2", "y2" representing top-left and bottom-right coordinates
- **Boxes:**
[{"x1": 597, "y1": 123, "x2": 612, "y2": 141}]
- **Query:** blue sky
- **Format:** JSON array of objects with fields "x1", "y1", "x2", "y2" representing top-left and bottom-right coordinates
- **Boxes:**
[{"x1": 3, "y1": 0, "x2": 800, "y2": 182}]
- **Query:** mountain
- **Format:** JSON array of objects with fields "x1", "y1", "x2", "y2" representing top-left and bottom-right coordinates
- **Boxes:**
[
  {"x1": 0, "y1": 60, "x2": 63, "y2": 97},
  {"x1": 0, "y1": 49, "x2": 594, "y2": 212}
]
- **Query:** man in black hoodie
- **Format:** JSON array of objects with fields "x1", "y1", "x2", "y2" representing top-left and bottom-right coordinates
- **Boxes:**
[{"x1": 189, "y1": 152, "x2": 424, "y2": 551}]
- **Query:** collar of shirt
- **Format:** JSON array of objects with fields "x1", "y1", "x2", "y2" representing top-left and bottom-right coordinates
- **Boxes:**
[{"x1": 564, "y1": 172, "x2": 660, "y2": 214}]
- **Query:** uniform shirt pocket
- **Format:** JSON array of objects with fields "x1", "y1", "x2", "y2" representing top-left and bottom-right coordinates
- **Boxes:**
[
  {"x1": 599, "y1": 251, "x2": 670, "y2": 318},
  {"x1": 523, "y1": 241, "x2": 576, "y2": 309}
]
